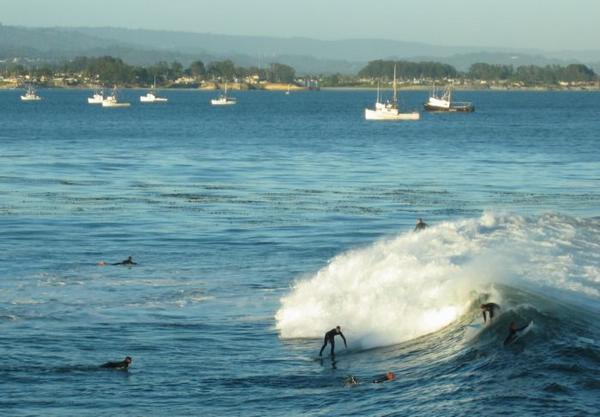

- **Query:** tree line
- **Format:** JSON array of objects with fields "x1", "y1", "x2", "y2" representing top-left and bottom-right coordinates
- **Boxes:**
[
  {"x1": 0, "y1": 56, "x2": 297, "y2": 86},
  {"x1": 353, "y1": 60, "x2": 597, "y2": 85},
  {"x1": 1, "y1": 55, "x2": 597, "y2": 87}
]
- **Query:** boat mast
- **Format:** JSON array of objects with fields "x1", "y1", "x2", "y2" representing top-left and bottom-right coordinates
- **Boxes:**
[{"x1": 393, "y1": 64, "x2": 397, "y2": 104}]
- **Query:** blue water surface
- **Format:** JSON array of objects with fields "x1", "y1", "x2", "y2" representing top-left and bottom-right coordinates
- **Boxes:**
[{"x1": 0, "y1": 89, "x2": 599, "y2": 416}]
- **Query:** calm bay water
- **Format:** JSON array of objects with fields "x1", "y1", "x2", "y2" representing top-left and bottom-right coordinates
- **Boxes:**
[{"x1": 1, "y1": 89, "x2": 599, "y2": 416}]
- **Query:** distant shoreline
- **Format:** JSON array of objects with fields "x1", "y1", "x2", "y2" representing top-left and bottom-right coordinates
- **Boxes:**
[{"x1": 1, "y1": 84, "x2": 599, "y2": 92}]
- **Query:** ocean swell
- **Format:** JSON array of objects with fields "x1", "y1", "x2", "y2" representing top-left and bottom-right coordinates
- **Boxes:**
[{"x1": 275, "y1": 212, "x2": 600, "y2": 349}]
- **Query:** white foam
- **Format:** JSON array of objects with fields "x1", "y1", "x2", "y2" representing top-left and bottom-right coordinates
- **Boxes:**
[{"x1": 275, "y1": 213, "x2": 600, "y2": 349}]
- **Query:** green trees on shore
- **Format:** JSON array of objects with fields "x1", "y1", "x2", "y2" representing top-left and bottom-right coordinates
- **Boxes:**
[
  {"x1": 466, "y1": 62, "x2": 596, "y2": 84},
  {"x1": 358, "y1": 60, "x2": 458, "y2": 80},
  {"x1": 0, "y1": 56, "x2": 298, "y2": 86},
  {"x1": 1, "y1": 55, "x2": 597, "y2": 87}
]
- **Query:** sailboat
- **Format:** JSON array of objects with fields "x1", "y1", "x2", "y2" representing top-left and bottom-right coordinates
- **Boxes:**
[
  {"x1": 210, "y1": 83, "x2": 236, "y2": 106},
  {"x1": 21, "y1": 84, "x2": 42, "y2": 101},
  {"x1": 140, "y1": 77, "x2": 168, "y2": 103},
  {"x1": 102, "y1": 86, "x2": 131, "y2": 108},
  {"x1": 87, "y1": 87, "x2": 105, "y2": 104},
  {"x1": 424, "y1": 83, "x2": 474, "y2": 112},
  {"x1": 365, "y1": 65, "x2": 419, "y2": 121}
]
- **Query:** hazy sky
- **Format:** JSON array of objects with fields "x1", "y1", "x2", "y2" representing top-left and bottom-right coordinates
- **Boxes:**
[{"x1": 1, "y1": 0, "x2": 598, "y2": 51}]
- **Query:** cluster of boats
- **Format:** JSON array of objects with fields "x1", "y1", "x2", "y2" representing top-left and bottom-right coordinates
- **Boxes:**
[
  {"x1": 364, "y1": 65, "x2": 474, "y2": 121},
  {"x1": 20, "y1": 82, "x2": 238, "y2": 107},
  {"x1": 20, "y1": 68, "x2": 473, "y2": 118}
]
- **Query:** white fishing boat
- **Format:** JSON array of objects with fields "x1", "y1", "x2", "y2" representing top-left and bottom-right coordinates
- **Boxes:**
[
  {"x1": 365, "y1": 65, "x2": 419, "y2": 121},
  {"x1": 21, "y1": 85, "x2": 42, "y2": 101},
  {"x1": 424, "y1": 84, "x2": 474, "y2": 112},
  {"x1": 140, "y1": 77, "x2": 168, "y2": 103},
  {"x1": 87, "y1": 88, "x2": 105, "y2": 104},
  {"x1": 102, "y1": 87, "x2": 130, "y2": 108},
  {"x1": 210, "y1": 83, "x2": 236, "y2": 106}
]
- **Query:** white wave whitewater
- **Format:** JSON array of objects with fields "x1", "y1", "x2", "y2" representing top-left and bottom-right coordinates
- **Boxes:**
[{"x1": 276, "y1": 213, "x2": 600, "y2": 349}]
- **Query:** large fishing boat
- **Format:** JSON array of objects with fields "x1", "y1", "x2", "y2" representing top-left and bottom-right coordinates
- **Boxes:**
[
  {"x1": 365, "y1": 65, "x2": 419, "y2": 121},
  {"x1": 424, "y1": 84, "x2": 474, "y2": 112}
]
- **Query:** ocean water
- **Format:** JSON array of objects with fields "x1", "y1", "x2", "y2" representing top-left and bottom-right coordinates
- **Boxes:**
[{"x1": 0, "y1": 89, "x2": 599, "y2": 416}]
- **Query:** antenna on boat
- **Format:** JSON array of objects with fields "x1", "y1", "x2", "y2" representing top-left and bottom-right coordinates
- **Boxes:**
[{"x1": 393, "y1": 64, "x2": 397, "y2": 104}]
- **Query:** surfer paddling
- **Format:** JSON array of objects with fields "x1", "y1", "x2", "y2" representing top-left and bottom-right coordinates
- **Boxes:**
[
  {"x1": 99, "y1": 256, "x2": 137, "y2": 266},
  {"x1": 503, "y1": 322, "x2": 529, "y2": 345},
  {"x1": 100, "y1": 356, "x2": 132, "y2": 370},
  {"x1": 319, "y1": 326, "x2": 347, "y2": 358},
  {"x1": 481, "y1": 303, "x2": 501, "y2": 323},
  {"x1": 373, "y1": 371, "x2": 396, "y2": 383}
]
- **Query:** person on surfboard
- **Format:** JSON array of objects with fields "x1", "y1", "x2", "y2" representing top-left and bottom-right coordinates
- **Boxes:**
[
  {"x1": 503, "y1": 322, "x2": 529, "y2": 345},
  {"x1": 373, "y1": 371, "x2": 396, "y2": 383},
  {"x1": 99, "y1": 256, "x2": 137, "y2": 266},
  {"x1": 319, "y1": 326, "x2": 347, "y2": 358},
  {"x1": 481, "y1": 302, "x2": 501, "y2": 323},
  {"x1": 414, "y1": 218, "x2": 428, "y2": 232},
  {"x1": 101, "y1": 356, "x2": 132, "y2": 369}
]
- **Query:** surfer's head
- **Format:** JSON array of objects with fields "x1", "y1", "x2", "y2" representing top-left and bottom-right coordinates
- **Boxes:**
[
  {"x1": 124, "y1": 356, "x2": 132, "y2": 364},
  {"x1": 386, "y1": 371, "x2": 396, "y2": 381},
  {"x1": 336, "y1": 326, "x2": 341, "y2": 332}
]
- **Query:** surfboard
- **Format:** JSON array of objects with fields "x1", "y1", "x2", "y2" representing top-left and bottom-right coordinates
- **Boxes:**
[{"x1": 504, "y1": 321, "x2": 533, "y2": 346}]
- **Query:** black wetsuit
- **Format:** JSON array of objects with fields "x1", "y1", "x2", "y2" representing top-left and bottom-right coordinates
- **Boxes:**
[
  {"x1": 319, "y1": 328, "x2": 347, "y2": 357},
  {"x1": 414, "y1": 221, "x2": 428, "y2": 232},
  {"x1": 503, "y1": 324, "x2": 529, "y2": 345},
  {"x1": 101, "y1": 358, "x2": 132, "y2": 369},
  {"x1": 481, "y1": 303, "x2": 500, "y2": 323},
  {"x1": 112, "y1": 257, "x2": 137, "y2": 266}
]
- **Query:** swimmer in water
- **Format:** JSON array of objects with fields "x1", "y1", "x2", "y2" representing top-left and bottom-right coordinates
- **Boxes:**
[
  {"x1": 503, "y1": 322, "x2": 529, "y2": 345},
  {"x1": 101, "y1": 356, "x2": 132, "y2": 370},
  {"x1": 345, "y1": 375, "x2": 359, "y2": 386},
  {"x1": 481, "y1": 302, "x2": 501, "y2": 323},
  {"x1": 319, "y1": 326, "x2": 347, "y2": 358},
  {"x1": 414, "y1": 218, "x2": 428, "y2": 232},
  {"x1": 373, "y1": 371, "x2": 396, "y2": 383},
  {"x1": 99, "y1": 256, "x2": 137, "y2": 266}
]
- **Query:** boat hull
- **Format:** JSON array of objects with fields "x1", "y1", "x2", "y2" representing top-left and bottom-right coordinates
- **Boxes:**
[
  {"x1": 102, "y1": 101, "x2": 131, "y2": 108},
  {"x1": 140, "y1": 94, "x2": 168, "y2": 103},
  {"x1": 210, "y1": 99, "x2": 236, "y2": 106},
  {"x1": 21, "y1": 95, "x2": 42, "y2": 101},
  {"x1": 424, "y1": 103, "x2": 474, "y2": 112},
  {"x1": 365, "y1": 108, "x2": 420, "y2": 121}
]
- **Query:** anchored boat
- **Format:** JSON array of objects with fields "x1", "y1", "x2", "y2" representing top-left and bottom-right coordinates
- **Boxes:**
[
  {"x1": 424, "y1": 84, "x2": 474, "y2": 112},
  {"x1": 365, "y1": 65, "x2": 419, "y2": 121}
]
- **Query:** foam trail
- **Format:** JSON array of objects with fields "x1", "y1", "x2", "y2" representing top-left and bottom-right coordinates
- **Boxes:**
[{"x1": 276, "y1": 213, "x2": 600, "y2": 350}]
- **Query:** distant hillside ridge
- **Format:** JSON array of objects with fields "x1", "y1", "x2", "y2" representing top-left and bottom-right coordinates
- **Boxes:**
[{"x1": 2, "y1": 24, "x2": 600, "y2": 74}]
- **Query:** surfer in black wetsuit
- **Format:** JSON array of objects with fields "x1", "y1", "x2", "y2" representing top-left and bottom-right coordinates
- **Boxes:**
[
  {"x1": 319, "y1": 326, "x2": 347, "y2": 357},
  {"x1": 414, "y1": 218, "x2": 428, "y2": 232},
  {"x1": 503, "y1": 322, "x2": 529, "y2": 345},
  {"x1": 372, "y1": 371, "x2": 396, "y2": 383},
  {"x1": 112, "y1": 256, "x2": 137, "y2": 266},
  {"x1": 101, "y1": 356, "x2": 132, "y2": 369},
  {"x1": 481, "y1": 302, "x2": 500, "y2": 323}
]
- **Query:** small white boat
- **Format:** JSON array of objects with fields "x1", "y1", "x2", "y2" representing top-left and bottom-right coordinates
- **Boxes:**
[
  {"x1": 102, "y1": 88, "x2": 130, "y2": 108},
  {"x1": 88, "y1": 88, "x2": 105, "y2": 104},
  {"x1": 424, "y1": 84, "x2": 474, "y2": 112},
  {"x1": 365, "y1": 65, "x2": 419, "y2": 121},
  {"x1": 285, "y1": 84, "x2": 291, "y2": 95},
  {"x1": 21, "y1": 85, "x2": 42, "y2": 101},
  {"x1": 140, "y1": 92, "x2": 168, "y2": 103},
  {"x1": 210, "y1": 83, "x2": 236, "y2": 106},
  {"x1": 140, "y1": 78, "x2": 168, "y2": 103}
]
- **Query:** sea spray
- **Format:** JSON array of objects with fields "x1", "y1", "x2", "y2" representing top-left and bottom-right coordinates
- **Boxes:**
[{"x1": 276, "y1": 213, "x2": 600, "y2": 349}]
